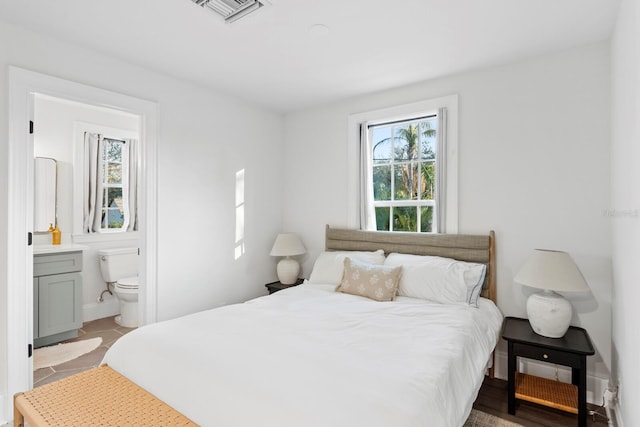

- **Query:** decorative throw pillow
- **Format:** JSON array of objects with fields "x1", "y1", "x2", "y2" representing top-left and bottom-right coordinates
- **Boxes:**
[
  {"x1": 307, "y1": 250, "x2": 386, "y2": 285},
  {"x1": 336, "y1": 257, "x2": 402, "y2": 302}
]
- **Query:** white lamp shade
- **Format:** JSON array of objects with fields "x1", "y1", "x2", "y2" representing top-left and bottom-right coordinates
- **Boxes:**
[
  {"x1": 514, "y1": 249, "x2": 588, "y2": 292},
  {"x1": 270, "y1": 233, "x2": 306, "y2": 257},
  {"x1": 515, "y1": 249, "x2": 589, "y2": 338}
]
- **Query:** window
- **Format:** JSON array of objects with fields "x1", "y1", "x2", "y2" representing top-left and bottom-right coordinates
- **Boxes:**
[
  {"x1": 347, "y1": 95, "x2": 458, "y2": 234},
  {"x1": 101, "y1": 138, "x2": 127, "y2": 231},
  {"x1": 369, "y1": 115, "x2": 439, "y2": 232},
  {"x1": 81, "y1": 130, "x2": 139, "y2": 235}
]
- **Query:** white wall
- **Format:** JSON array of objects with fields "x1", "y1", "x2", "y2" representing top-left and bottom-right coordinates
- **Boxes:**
[
  {"x1": 0, "y1": 35, "x2": 7, "y2": 427},
  {"x1": 283, "y1": 43, "x2": 612, "y2": 398},
  {"x1": 33, "y1": 96, "x2": 141, "y2": 321},
  {"x1": 0, "y1": 20, "x2": 284, "y2": 421},
  {"x1": 611, "y1": 0, "x2": 640, "y2": 425}
]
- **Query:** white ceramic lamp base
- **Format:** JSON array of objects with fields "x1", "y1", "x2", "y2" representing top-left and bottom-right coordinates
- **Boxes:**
[
  {"x1": 526, "y1": 290, "x2": 572, "y2": 338},
  {"x1": 276, "y1": 257, "x2": 300, "y2": 285}
]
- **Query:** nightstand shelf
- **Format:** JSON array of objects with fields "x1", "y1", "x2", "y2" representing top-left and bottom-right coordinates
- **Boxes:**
[{"x1": 515, "y1": 372, "x2": 578, "y2": 414}]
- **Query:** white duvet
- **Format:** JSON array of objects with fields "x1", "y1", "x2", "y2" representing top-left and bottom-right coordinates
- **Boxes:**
[{"x1": 103, "y1": 283, "x2": 503, "y2": 427}]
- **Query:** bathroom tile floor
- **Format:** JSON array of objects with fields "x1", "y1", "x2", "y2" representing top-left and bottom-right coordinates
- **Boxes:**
[{"x1": 33, "y1": 316, "x2": 135, "y2": 387}]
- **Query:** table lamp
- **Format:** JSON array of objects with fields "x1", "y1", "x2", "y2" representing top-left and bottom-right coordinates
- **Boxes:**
[
  {"x1": 514, "y1": 249, "x2": 589, "y2": 338},
  {"x1": 270, "y1": 233, "x2": 306, "y2": 284}
]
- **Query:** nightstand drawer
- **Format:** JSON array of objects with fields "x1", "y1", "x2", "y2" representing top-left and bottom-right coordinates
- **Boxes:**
[{"x1": 513, "y1": 342, "x2": 581, "y2": 367}]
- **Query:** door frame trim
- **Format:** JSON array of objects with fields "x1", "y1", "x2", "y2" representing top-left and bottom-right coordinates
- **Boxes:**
[{"x1": 5, "y1": 66, "x2": 158, "y2": 414}]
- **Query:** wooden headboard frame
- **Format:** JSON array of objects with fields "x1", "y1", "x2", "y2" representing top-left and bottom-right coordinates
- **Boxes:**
[{"x1": 325, "y1": 225, "x2": 496, "y2": 303}]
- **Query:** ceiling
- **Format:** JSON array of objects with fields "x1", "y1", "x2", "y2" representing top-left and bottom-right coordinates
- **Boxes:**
[{"x1": 0, "y1": 0, "x2": 621, "y2": 112}]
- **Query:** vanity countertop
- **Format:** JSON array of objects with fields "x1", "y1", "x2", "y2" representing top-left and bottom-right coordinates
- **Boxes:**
[{"x1": 33, "y1": 244, "x2": 89, "y2": 255}]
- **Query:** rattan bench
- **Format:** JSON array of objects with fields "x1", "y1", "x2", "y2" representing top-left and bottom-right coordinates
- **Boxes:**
[{"x1": 14, "y1": 365, "x2": 198, "y2": 426}]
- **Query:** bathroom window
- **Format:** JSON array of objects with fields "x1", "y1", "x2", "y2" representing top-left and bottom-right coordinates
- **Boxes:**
[
  {"x1": 83, "y1": 132, "x2": 139, "y2": 234},
  {"x1": 101, "y1": 138, "x2": 127, "y2": 231}
]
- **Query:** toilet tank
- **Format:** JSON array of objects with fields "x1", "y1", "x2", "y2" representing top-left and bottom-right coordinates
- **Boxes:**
[{"x1": 98, "y1": 247, "x2": 138, "y2": 282}]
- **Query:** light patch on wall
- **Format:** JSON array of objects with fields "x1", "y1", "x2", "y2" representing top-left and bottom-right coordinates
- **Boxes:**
[{"x1": 235, "y1": 169, "x2": 245, "y2": 260}]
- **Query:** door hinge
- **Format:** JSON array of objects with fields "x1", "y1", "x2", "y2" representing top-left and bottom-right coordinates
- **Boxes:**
[
  {"x1": 27, "y1": 232, "x2": 32, "y2": 246},
  {"x1": 29, "y1": 120, "x2": 34, "y2": 134},
  {"x1": 28, "y1": 344, "x2": 33, "y2": 358}
]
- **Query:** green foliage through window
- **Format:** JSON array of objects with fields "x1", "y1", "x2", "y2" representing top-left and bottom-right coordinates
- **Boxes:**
[
  {"x1": 370, "y1": 116, "x2": 438, "y2": 233},
  {"x1": 101, "y1": 138, "x2": 126, "y2": 231}
]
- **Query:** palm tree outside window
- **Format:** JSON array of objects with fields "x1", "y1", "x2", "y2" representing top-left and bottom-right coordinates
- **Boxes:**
[{"x1": 369, "y1": 115, "x2": 440, "y2": 232}]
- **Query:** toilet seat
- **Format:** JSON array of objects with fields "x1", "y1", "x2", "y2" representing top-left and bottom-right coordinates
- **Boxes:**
[{"x1": 116, "y1": 276, "x2": 139, "y2": 290}]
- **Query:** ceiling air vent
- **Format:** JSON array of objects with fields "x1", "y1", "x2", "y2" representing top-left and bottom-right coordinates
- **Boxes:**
[{"x1": 192, "y1": 0, "x2": 264, "y2": 23}]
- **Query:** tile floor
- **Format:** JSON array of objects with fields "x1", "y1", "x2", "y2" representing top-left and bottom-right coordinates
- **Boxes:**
[{"x1": 33, "y1": 316, "x2": 134, "y2": 387}]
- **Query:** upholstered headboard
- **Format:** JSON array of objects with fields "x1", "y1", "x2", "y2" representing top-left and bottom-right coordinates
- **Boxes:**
[{"x1": 324, "y1": 225, "x2": 496, "y2": 303}]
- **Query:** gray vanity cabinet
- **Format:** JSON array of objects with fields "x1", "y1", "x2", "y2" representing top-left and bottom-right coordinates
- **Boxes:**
[{"x1": 33, "y1": 251, "x2": 83, "y2": 348}]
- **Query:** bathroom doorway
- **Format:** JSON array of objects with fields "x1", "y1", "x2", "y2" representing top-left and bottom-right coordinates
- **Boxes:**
[
  {"x1": 7, "y1": 67, "x2": 158, "y2": 406},
  {"x1": 33, "y1": 94, "x2": 142, "y2": 324}
]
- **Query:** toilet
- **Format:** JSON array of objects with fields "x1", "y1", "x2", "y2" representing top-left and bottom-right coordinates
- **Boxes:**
[{"x1": 98, "y1": 247, "x2": 139, "y2": 328}]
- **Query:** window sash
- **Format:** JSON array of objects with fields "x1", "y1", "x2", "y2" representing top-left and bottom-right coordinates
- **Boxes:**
[
  {"x1": 367, "y1": 112, "x2": 443, "y2": 233},
  {"x1": 373, "y1": 204, "x2": 435, "y2": 233},
  {"x1": 373, "y1": 200, "x2": 435, "y2": 207},
  {"x1": 96, "y1": 137, "x2": 130, "y2": 232}
]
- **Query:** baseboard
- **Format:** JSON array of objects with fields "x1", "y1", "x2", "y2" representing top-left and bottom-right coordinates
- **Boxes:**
[
  {"x1": 494, "y1": 350, "x2": 609, "y2": 405},
  {"x1": 0, "y1": 393, "x2": 6, "y2": 426},
  {"x1": 82, "y1": 300, "x2": 119, "y2": 323},
  {"x1": 608, "y1": 399, "x2": 623, "y2": 427}
]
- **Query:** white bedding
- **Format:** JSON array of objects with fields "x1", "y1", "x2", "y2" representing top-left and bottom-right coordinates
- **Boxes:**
[{"x1": 103, "y1": 283, "x2": 503, "y2": 427}]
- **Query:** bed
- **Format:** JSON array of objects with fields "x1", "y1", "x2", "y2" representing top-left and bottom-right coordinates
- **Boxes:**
[{"x1": 102, "y1": 226, "x2": 503, "y2": 427}]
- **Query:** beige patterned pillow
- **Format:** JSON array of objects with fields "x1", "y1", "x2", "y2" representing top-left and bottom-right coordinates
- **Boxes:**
[{"x1": 337, "y1": 257, "x2": 402, "y2": 301}]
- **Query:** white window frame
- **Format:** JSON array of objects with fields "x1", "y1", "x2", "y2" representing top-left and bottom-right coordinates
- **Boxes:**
[
  {"x1": 347, "y1": 95, "x2": 458, "y2": 233},
  {"x1": 73, "y1": 122, "x2": 139, "y2": 242},
  {"x1": 6, "y1": 66, "x2": 158, "y2": 420}
]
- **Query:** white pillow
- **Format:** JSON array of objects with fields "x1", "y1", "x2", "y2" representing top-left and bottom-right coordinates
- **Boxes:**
[
  {"x1": 466, "y1": 264, "x2": 487, "y2": 307},
  {"x1": 308, "y1": 250, "x2": 386, "y2": 285},
  {"x1": 384, "y1": 253, "x2": 486, "y2": 306}
]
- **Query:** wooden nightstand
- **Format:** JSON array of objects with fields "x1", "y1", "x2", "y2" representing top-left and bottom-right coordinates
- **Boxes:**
[
  {"x1": 265, "y1": 279, "x2": 304, "y2": 294},
  {"x1": 502, "y1": 316, "x2": 595, "y2": 427}
]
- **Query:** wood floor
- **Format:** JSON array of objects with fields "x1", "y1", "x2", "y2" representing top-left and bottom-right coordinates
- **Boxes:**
[{"x1": 474, "y1": 377, "x2": 609, "y2": 426}]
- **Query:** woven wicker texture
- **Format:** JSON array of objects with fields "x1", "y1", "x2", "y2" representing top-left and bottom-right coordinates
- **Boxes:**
[
  {"x1": 15, "y1": 365, "x2": 198, "y2": 426},
  {"x1": 515, "y1": 372, "x2": 578, "y2": 414}
]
